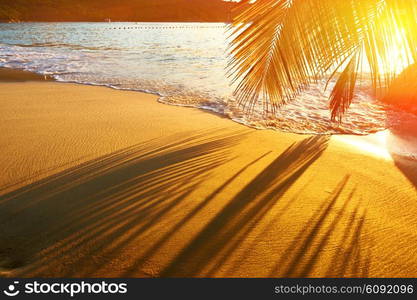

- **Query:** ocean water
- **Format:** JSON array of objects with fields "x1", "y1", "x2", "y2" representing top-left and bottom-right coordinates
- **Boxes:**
[{"x1": 0, "y1": 22, "x2": 408, "y2": 135}]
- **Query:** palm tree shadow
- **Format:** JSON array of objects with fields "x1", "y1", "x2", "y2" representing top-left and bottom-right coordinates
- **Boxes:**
[
  {"x1": 0, "y1": 129, "x2": 248, "y2": 277},
  {"x1": 267, "y1": 176, "x2": 370, "y2": 277},
  {"x1": 160, "y1": 135, "x2": 330, "y2": 277}
]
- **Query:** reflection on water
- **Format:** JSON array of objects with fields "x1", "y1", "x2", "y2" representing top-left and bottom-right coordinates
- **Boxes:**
[{"x1": 0, "y1": 22, "x2": 396, "y2": 135}]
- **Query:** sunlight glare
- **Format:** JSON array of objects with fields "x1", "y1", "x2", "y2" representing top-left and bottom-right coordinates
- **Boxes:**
[
  {"x1": 334, "y1": 131, "x2": 392, "y2": 160},
  {"x1": 381, "y1": 27, "x2": 410, "y2": 75}
]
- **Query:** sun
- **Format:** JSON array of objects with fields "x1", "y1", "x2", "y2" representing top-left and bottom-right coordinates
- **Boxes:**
[{"x1": 381, "y1": 27, "x2": 410, "y2": 75}]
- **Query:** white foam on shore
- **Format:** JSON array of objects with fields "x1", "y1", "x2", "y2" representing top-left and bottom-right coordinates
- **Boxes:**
[{"x1": 0, "y1": 22, "x2": 406, "y2": 136}]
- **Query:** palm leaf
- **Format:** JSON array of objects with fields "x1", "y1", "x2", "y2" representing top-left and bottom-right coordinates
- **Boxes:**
[
  {"x1": 228, "y1": 0, "x2": 417, "y2": 121},
  {"x1": 329, "y1": 52, "x2": 361, "y2": 121}
]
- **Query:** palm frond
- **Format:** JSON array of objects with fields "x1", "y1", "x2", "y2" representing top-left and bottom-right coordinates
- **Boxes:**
[
  {"x1": 228, "y1": 0, "x2": 417, "y2": 120},
  {"x1": 329, "y1": 52, "x2": 361, "y2": 121}
]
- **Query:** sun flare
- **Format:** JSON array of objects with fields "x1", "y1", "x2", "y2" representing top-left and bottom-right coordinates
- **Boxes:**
[
  {"x1": 377, "y1": 27, "x2": 411, "y2": 75},
  {"x1": 230, "y1": 0, "x2": 417, "y2": 119}
]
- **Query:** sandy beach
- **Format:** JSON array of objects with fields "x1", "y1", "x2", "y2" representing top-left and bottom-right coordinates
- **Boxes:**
[{"x1": 0, "y1": 68, "x2": 416, "y2": 278}]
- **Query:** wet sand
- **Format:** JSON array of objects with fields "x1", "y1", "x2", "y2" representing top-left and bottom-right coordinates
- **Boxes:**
[{"x1": 0, "y1": 68, "x2": 416, "y2": 277}]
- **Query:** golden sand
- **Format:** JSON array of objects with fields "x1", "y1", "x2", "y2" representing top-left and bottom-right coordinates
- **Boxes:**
[{"x1": 0, "y1": 69, "x2": 416, "y2": 277}]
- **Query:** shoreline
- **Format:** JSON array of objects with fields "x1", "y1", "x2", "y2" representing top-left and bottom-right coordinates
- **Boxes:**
[
  {"x1": 0, "y1": 67, "x2": 53, "y2": 82},
  {"x1": 0, "y1": 67, "x2": 416, "y2": 278},
  {"x1": 0, "y1": 67, "x2": 387, "y2": 137}
]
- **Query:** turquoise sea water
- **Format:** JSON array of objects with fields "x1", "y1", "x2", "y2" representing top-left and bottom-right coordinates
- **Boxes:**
[{"x1": 0, "y1": 22, "x2": 402, "y2": 135}]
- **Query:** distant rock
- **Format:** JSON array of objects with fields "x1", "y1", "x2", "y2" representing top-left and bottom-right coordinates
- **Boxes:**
[
  {"x1": 0, "y1": 0, "x2": 237, "y2": 23},
  {"x1": 383, "y1": 64, "x2": 417, "y2": 115}
]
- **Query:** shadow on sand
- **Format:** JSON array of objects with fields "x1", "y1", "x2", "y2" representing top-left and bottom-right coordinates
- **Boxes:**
[
  {"x1": 159, "y1": 135, "x2": 330, "y2": 277},
  {"x1": 0, "y1": 131, "x2": 370, "y2": 277},
  {"x1": 267, "y1": 176, "x2": 370, "y2": 277},
  {"x1": 0, "y1": 129, "x2": 245, "y2": 276}
]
